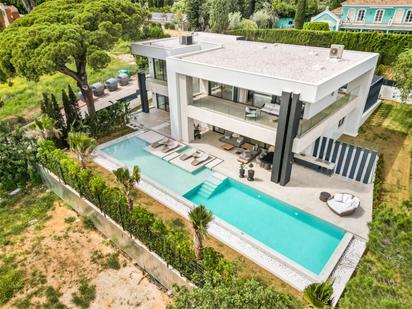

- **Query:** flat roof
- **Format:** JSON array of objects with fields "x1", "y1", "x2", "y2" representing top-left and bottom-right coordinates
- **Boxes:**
[{"x1": 177, "y1": 39, "x2": 378, "y2": 85}]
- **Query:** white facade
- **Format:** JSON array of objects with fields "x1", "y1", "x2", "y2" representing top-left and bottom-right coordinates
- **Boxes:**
[{"x1": 132, "y1": 33, "x2": 378, "y2": 178}]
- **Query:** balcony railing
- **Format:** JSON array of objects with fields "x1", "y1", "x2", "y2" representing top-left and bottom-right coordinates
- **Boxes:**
[
  {"x1": 298, "y1": 89, "x2": 358, "y2": 137},
  {"x1": 190, "y1": 95, "x2": 278, "y2": 130}
]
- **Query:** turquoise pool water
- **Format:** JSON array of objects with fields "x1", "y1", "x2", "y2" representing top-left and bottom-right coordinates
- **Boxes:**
[
  {"x1": 101, "y1": 135, "x2": 345, "y2": 275},
  {"x1": 101, "y1": 136, "x2": 212, "y2": 195},
  {"x1": 184, "y1": 179, "x2": 345, "y2": 275}
]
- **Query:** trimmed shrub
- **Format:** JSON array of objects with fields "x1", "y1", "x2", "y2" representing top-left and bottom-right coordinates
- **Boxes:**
[
  {"x1": 164, "y1": 22, "x2": 176, "y2": 30},
  {"x1": 303, "y1": 21, "x2": 329, "y2": 31},
  {"x1": 228, "y1": 29, "x2": 412, "y2": 65}
]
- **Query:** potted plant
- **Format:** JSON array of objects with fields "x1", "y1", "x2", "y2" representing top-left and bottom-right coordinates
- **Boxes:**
[
  {"x1": 194, "y1": 124, "x2": 201, "y2": 140},
  {"x1": 239, "y1": 163, "x2": 246, "y2": 178},
  {"x1": 247, "y1": 163, "x2": 255, "y2": 181}
]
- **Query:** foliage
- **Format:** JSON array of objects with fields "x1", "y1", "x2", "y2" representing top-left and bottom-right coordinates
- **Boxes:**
[
  {"x1": 139, "y1": 21, "x2": 170, "y2": 40},
  {"x1": 0, "y1": 127, "x2": 39, "y2": 192},
  {"x1": 228, "y1": 29, "x2": 412, "y2": 65},
  {"x1": 67, "y1": 132, "x2": 97, "y2": 169},
  {"x1": 62, "y1": 85, "x2": 82, "y2": 132},
  {"x1": 32, "y1": 115, "x2": 63, "y2": 142},
  {"x1": 71, "y1": 278, "x2": 96, "y2": 309},
  {"x1": 303, "y1": 21, "x2": 329, "y2": 31},
  {"x1": 171, "y1": 0, "x2": 187, "y2": 14},
  {"x1": 272, "y1": 0, "x2": 295, "y2": 17},
  {"x1": 169, "y1": 275, "x2": 297, "y2": 309},
  {"x1": 294, "y1": 0, "x2": 306, "y2": 29},
  {"x1": 164, "y1": 22, "x2": 176, "y2": 30},
  {"x1": 228, "y1": 11, "x2": 243, "y2": 30},
  {"x1": 0, "y1": 263, "x2": 24, "y2": 305},
  {"x1": 188, "y1": 205, "x2": 213, "y2": 259},
  {"x1": 187, "y1": 0, "x2": 204, "y2": 30},
  {"x1": 303, "y1": 280, "x2": 334, "y2": 308},
  {"x1": 0, "y1": 0, "x2": 147, "y2": 116},
  {"x1": 209, "y1": 0, "x2": 231, "y2": 33},
  {"x1": 394, "y1": 48, "x2": 412, "y2": 103},
  {"x1": 240, "y1": 19, "x2": 259, "y2": 30},
  {"x1": 373, "y1": 156, "x2": 383, "y2": 206},
  {"x1": 340, "y1": 203, "x2": 412, "y2": 307},
  {"x1": 252, "y1": 8, "x2": 271, "y2": 28},
  {"x1": 113, "y1": 166, "x2": 140, "y2": 210},
  {"x1": 37, "y1": 142, "x2": 299, "y2": 307}
]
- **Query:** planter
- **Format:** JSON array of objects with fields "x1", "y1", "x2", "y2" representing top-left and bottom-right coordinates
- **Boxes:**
[
  {"x1": 239, "y1": 168, "x2": 245, "y2": 178},
  {"x1": 247, "y1": 169, "x2": 255, "y2": 181}
]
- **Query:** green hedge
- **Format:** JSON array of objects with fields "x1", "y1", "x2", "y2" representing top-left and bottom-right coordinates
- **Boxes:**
[
  {"x1": 303, "y1": 22, "x2": 329, "y2": 31},
  {"x1": 229, "y1": 29, "x2": 412, "y2": 65}
]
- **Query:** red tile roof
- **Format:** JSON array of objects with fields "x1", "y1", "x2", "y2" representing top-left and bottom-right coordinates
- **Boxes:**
[{"x1": 331, "y1": 7, "x2": 343, "y2": 14}]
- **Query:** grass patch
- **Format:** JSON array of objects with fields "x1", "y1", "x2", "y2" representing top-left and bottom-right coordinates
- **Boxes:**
[
  {"x1": 0, "y1": 189, "x2": 57, "y2": 246},
  {"x1": 71, "y1": 278, "x2": 96, "y2": 309},
  {"x1": 43, "y1": 286, "x2": 67, "y2": 309},
  {"x1": 0, "y1": 260, "x2": 24, "y2": 305},
  {"x1": 92, "y1": 250, "x2": 121, "y2": 270},
  {"x1": 0, "y1": 57, "x2": 137, "y2": 122},
  {"x1": 64, "y1": 216, "x2": 77, "y2": 224}
]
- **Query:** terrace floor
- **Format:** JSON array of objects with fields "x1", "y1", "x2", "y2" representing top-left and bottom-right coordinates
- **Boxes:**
[{"x1": 132, "y1": 108, "x2": 373, "y2": 239}]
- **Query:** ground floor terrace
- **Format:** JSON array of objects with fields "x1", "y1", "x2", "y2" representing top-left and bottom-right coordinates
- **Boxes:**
[{"x1": 93, "y1": 107, "x2": 374, "y2": 303}]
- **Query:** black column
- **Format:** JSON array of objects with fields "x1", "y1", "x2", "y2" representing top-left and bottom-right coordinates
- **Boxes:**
[
  {"x1": 271, "y1": 92, "x2": 302, "y2": 186},
  {"x1": 137, "y1": 71, "x2": 149, "y2": 113}
]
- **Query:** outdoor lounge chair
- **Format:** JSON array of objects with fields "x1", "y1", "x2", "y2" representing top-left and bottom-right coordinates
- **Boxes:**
[
  {"x1": 238, "y1": 145, "x2": 261, "y2": 163},
  {"x1": 244, "y1": 107, "x2": 260, "y2": 120},
  {"x1": 180, "y1": 148, "x2": 199, "y2": 161},
  {"x1": 191, "y1": 152, "x2": 209, "y2": 166},
  {"x1": 235, "y1": 136, "x2": 245, "y2": 147},
  {"x1": 162, "y1": 140, "x2": 180, "y2": 153},
  {"x1": 151, "y1": 137, "x2": 169, "y2": 148},
  {"x1": 327, "y1": 193, "x2": 360, "y2": 216}
]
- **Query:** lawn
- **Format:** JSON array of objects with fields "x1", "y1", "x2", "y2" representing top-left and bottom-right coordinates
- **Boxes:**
[
  {"x1": 339, "y1": 101, "x2": 412, "y2": 308},
  {"x1": 0, "y1": 56, "x2": 137, "y2": 122}
]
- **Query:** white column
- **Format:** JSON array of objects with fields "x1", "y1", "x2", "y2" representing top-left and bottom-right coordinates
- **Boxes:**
[
  {"x1": 166, "y1": 69, "x2": 182, "y2": 140},
  {"x1": 180, "y1": 75, "x2": 194, "y2": 143},
  {"x1": 344, "y1": 69, "x2": 374, "y2": 136}
]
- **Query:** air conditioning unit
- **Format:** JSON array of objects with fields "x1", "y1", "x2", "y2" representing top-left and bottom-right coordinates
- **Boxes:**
[
  {"x1": 329, "y1": 44, "x2": 344, "y2": 59},
  {"x1": 179, "y1": 35, "x2": 193, "y2": 45}
]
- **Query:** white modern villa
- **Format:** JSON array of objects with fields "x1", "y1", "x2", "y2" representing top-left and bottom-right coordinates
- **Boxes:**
[
  {"x1": 93, "y1": 32, "x2": 381, "y2": 303},
  {"x1": 132, "y1": 32, "x2": 379, "y2": 186}
]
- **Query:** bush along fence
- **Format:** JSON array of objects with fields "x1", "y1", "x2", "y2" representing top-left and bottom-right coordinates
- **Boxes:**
[
  {"x1": 36, "y1": 141, "x2": 235, "y2": 287},
  {"x1": 229, "y1": 29, "x2": 412, "y2": 65}
]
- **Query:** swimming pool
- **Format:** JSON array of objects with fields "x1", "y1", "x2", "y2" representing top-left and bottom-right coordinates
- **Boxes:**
[{"x1": 100, "y1": 134, "x2": 346, "y2": 277}]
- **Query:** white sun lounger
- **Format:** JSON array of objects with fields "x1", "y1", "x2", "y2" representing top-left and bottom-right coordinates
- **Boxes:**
[
  {"x1": 151, "y1": 137, "x2": 169, "y2": 148},
  {"x1": 180, "y1": 148, "x2": 199, "y2": 161},
  {"x1": 162, "y1": 140, "x2": 180, "y2": 153},
  {"x1": 327, "y1": 193, "x2": 360, "y2": 216},
  {"x1": 191, "y1": 153, "x2": 209, "y2": 166}
]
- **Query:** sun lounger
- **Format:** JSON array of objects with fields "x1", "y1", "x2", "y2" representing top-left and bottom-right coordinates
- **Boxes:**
[
  {"x1": 151, "y1": 137, "x2": 169, "y2": 148},
  {"x1": 162, "y1": 140, "x2": 180, "y2": 153},
  {"x1": 180, "y1": 148, "x2": 199, "y2": 161},
  {"x1": 238, "y1": 145, "x2": 261, "y2": 163},
  {"x1": 327, "y1": 193, "x2": 360, "y2": 216},
  {"x1": 191, "y1": 153, "x2": 209, "y2": 166}
]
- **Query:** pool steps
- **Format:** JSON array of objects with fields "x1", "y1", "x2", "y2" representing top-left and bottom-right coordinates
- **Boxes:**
[{"x1": 197, "y1": 173, "x2": 227, "y2": 199}]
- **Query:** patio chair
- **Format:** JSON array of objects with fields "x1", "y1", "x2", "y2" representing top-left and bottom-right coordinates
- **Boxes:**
[
  {"x1": 245, "y1": 106, "x2": 260, "y2": 120},
  {"x1": 151, "y1": 137, "x2": 169, "y2": 148},
  {"x1": 238, "y1": 145, "x2": 261, "y2": 163},
  {"x1": 223, "y1": 130, "x2": 233, "y2": 140},
  {"x1": 235, "y1": 136, "x2": 245, "y2": 148},
  {"x1": 180, "y1": 148, "x2": 199, "y2": 161},
  {"x1": 327, "y1": 193, "x2": 360, "y2": 216},
  {"x1": 162, "y1": 140, "x2": 180, "y2": 153},
  {"x1": 191, "y1": 153, "x2": 209, "y2": 166}
]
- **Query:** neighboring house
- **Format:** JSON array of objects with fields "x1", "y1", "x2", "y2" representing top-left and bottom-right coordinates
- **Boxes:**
[
  {"x1": 0, "y1": 3, "x2": 20, "y2": 29},
  {"x1": 312, "y1": 0, "x2": 412, "y2": 33},
  {"x1": 132, "y1": 33, "x2": 379, "y2": 186},
  {"x1": 273, "y1": 17, "x2": 295, "y2": 28}
]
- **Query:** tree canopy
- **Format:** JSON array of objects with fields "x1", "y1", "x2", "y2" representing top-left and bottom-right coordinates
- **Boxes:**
[{"x1": 0, "y1": 0, "x2": 147, "y2": 116}]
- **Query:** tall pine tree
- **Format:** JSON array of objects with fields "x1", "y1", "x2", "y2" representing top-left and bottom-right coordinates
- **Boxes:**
[{"x1": 187, "y1": 0, "x2": 203, "y2": 30}]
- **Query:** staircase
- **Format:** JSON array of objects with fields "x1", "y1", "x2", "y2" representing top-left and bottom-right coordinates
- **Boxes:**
[{"x1": 197, "y1": 173, "x2": 226, "y2": 199}]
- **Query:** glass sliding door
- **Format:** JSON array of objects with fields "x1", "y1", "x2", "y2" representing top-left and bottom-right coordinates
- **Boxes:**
[
  {"x1": 156, "y1": 94, "x2": 169, "y2": 112},
  {"x1": 209, "y1": 82, "x2": 234, "y2": 101}
]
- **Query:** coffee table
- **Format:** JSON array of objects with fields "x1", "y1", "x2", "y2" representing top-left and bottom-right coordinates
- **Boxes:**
[{"x1": 222, "y1": 143, "x2": 235, "y2": 151}]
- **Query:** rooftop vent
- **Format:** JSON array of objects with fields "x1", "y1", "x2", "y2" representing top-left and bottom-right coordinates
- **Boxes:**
[
  {"x1": 329, "y1": 44, "x2": 344, "y2": 59},
  {"x1": 179, "y1": 35, "x2": 193, "y2": 45}
]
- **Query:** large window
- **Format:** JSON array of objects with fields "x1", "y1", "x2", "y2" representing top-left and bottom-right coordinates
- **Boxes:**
[
  {"x1": 374, "y1": 9, "x2": 384, "y2": 22},
  {"x1": 208, "y1": 82, "x2": 234, "y2": 101},
  {"x1": 153, "y1": 58, "x2": 167, "y2": 81},
  {"x1": 356, "y1": 9, "x2": 366, "y2": 22},
  {"x1": 156, "y1": 94, "x2": 169, "y2": 112},
  {"x1": 405, "y1": 10, "x2": 412, "y2": 23}
]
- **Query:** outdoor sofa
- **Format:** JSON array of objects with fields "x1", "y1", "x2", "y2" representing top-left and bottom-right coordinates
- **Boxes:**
[{"x1": 327, "y1": 193, "x2": 360, "y2": 216}]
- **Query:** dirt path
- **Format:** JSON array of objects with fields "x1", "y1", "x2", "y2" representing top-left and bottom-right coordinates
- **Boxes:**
[{"x1": 4, "y1": 198, "x2": 170, "y2": 308}]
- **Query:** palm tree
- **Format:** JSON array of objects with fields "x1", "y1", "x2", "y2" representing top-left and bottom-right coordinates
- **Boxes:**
[
  {"x1": 67, "y1": 132, "x2": 97, "y2": 169},
  {"x1": 31, "y1": 114, "x2": 62, "y2": 141},
  {"x1": 113, "y1": 165, "x2": 140, "y2": 210},
  {"x1": 188, "y1": 205, "x2": 213, "y2": 259},
  {"x1": 303, "y1": 280, "x2": 334, "y2": 309}
]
